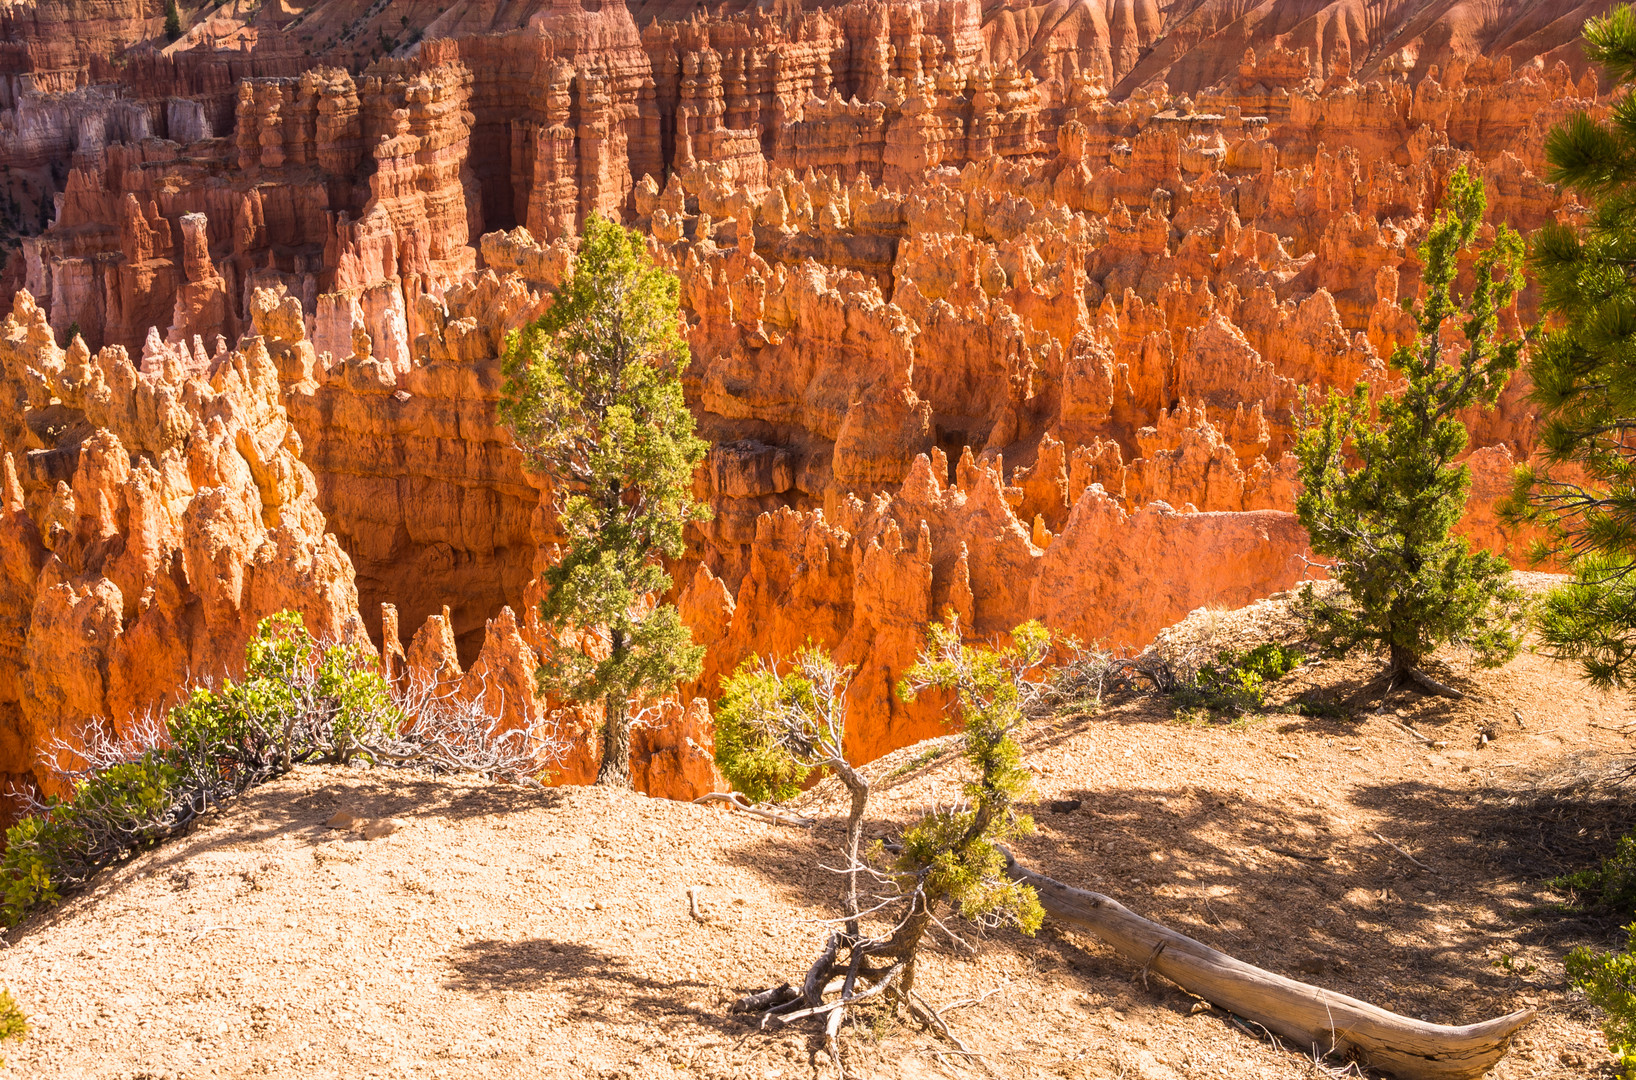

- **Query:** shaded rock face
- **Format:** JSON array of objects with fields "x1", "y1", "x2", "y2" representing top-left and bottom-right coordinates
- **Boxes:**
[{"x1": 0, "y1": 0, "x2": 1602, "y2": 797}]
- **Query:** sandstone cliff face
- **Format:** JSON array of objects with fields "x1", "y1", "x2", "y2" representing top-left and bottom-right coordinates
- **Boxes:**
[
  {"x1": 0, "y1": 278, "x2": 724, "y2": 811},
  {"x1": 0, "y1": 0, "x2": 1605, "y2": 797},
  {"x1": 0, "y1": 286, "x2": 362, "y2": 806}
]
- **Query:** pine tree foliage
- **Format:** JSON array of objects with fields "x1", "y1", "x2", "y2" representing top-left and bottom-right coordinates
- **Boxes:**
[
  {"x1": 164, "y1": 0, "x2": 182, "y2": 41},
  {"x1": 499, "y1": 214, "x2": 708, "y2": 785},
  {"x1": 896, "y1": 618, "x2": 1047, "y2": 937},
  {"x1": 1296, "y1": 164, "x2": 1527, "y2": 684},
  {"x1": 1501, "y1": 5, "x2": 1636, "y2": 688}
]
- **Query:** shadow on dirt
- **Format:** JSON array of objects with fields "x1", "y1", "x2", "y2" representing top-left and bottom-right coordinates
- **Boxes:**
[
  {"x1": 9, "y1": 771, "x2": 569, "y2": 943},
  {"x1": 446, "y1": 937, "x2": 742, "y2": 1032},
  {"x1": 719, "y1": 752, "x2": 1636, "y2": 1036}
]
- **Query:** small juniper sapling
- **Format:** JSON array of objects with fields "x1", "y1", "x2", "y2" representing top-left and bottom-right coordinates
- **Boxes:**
[
  {"x1": 1295, "y1": 163, "x2": 1526, "y2": 691},
  {"x1": 721, "y1": 623, "x2": 1048, "y2": 1074}
]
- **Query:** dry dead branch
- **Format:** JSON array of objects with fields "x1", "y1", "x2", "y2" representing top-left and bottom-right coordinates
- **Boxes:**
[
  {"x1": 692, "y1": 791, "x2": 815, "y2": 827},
  {"x1": 1372, "y1": 833, "x2": 1440, "y2": 875}
]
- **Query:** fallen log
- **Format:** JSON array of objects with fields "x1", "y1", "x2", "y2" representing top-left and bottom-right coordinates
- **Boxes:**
[{"x1": 1002, "y1": 850, "x2": 1534, "y2": 1080}]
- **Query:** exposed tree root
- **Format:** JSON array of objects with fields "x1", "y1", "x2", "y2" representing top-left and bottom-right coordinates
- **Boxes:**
[
  {"x1": 735, "y1": 953, "x2": 912, "y2": 1079},
  {"x1": 897, "y1": 987, "x2": 985, "y2": 1065},
  {"x1": 693, "y1": 791, "x2": 815, "y2": 827},
  {"x1": 1001, "y1": 849, "x2": 1533, "y2": 1080},
  {"x1": 1397, "y1": 667, "x2": 1466, "y2": 699}
]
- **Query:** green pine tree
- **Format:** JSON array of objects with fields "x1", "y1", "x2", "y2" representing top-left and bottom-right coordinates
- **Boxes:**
[
  {"x1": 499, "y1": 214, "x2": 708, "y2": 787},
  {"x1": 1502, "y1": 5, "x2": 1636, "y2": 689},
  {"x1": 164, "y1": 0, "x2": 183, "y2": 41},
  {"x1": 1295, "y1": 163, "x2": 1527, "y2": 692}
]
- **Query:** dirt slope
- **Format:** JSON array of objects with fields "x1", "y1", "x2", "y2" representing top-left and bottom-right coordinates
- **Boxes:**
[{"x1": 0, "y1": 588, "x2": 1632, "y2": 1079}]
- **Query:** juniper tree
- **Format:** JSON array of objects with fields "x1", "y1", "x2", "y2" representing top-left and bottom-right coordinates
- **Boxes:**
[
  {"x1": 499, "y1": 214, "x2": 708, "y2": 786},
  {"x1": 1296, "y1": 164, "x2": 1526, "y2": 693},
  {"x1": 719, "y1": 621, "x2": 1045, "y2": 1074},
  {"x1": 716, "y1": 646, "x2": 870, "y2": 934},
  {"x1": 1501, "y1": 5, "x2": 1636, "y2": 688}
]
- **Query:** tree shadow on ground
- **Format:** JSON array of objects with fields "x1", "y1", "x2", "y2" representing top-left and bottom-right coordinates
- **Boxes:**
[
  {"x1": 445, "y1": 937, "x2": 742, "y2": 1034},
  {"x1": 1016, "y1": 770, "x2": 1636, "y2": 1027},
  {"x1": 8, "y1": 770, "x2": 568, "y2": 942},
  {"x1": 719, "y1": 752, "x2": 1636, "y2": 1036}
]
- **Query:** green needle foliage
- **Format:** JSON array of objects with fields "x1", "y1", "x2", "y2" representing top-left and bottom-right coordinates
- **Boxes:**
[
  {"x1": 1501, "y1": 5, "x2": 1636, "y2": 688},
  {"x1": 897, "y1": 618, "x2": 1046, "y2": 942},
  {"x1": 164, "y1": 0, "x2": 183, "y2": 40},
  {"x1": 1296, "y1": 163, "x2": 1526, "y2": 685},
  {"x1": 499, "y1": 214, "x2": 708, "y2": 786}
]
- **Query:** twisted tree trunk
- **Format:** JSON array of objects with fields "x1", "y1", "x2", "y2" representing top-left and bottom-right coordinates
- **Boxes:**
[
  {"x1": 1003, "y1": 851, "x2": 1533, "y2": 1080},
  {"x1": 596, "y1": 692, "x2": 632, "y2": 788}
]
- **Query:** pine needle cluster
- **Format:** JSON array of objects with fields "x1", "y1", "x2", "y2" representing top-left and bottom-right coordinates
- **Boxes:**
[{"x1": 1502, "y1": 5, "x2": 1636, "y2": 688}]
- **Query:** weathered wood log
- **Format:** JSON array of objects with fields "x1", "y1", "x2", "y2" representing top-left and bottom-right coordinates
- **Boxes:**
[{"x1": 1002, "y1": 850, "x2": 1534, "y2": 1080}]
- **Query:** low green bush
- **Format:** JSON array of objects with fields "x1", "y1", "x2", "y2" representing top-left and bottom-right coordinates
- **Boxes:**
[
  {"x1": 1171, "y1": 643, "x2": 1303, "y2": 716},
  {"x1": 0, "y1": 612, "x2": 406, "y2": 927},
  {"x1": 0, "y1": 987, "x2": 24, "y2": 1064},
  {"x1": 1551, "y1": 830, "x2": 1636, "y2": 914},
  {"x1": 1553, "y1": 824, "x2": 1636, "y2": 1075},
  {"x1": 1567, "y1": 931, "x2": 1636, "y2": 1076}
]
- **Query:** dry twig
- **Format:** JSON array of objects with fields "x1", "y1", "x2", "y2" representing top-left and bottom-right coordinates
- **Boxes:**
[{"x1": 1372, "y1": 833, "x2": 1440, "y2": 875}]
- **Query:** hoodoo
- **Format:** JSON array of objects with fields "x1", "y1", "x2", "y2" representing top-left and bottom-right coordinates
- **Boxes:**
[
  {"x1": 0, "y1": 0, "x2": 1596, "y2": 797},
  {"x1": 0, "y1": 1, "x2": 1632, "y2": 1077}
]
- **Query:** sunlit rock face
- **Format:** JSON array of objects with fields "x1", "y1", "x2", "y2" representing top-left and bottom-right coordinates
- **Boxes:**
[{"x1": 0, "y1": 0, "x2": 1605, "y2": 795}]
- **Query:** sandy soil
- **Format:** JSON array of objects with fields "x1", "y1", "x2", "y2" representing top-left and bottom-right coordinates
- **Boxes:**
[{"x1": 0, "y1": 583, "x2": 1632, "y2": 1079}]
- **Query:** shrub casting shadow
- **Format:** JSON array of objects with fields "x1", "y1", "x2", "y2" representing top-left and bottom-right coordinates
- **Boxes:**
[{"x1": 6, "y1": 769, "x2": 567, "y2": 942}]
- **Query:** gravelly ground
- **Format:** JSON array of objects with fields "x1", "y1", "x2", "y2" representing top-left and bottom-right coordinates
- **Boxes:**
[{"x1": 0, "y1": 584, "x2": 1630, "y2": 1079}]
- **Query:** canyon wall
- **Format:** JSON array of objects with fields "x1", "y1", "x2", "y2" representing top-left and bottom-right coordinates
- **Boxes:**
[{"x1": 0, "y1": 0, "x2": 1610, "y2": 802}]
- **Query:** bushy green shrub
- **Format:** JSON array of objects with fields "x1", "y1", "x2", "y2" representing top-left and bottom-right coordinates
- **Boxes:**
[
  {"x1": 1172, "y1": 643, "x2": 1303, "y2": 715},
  {"x1": 1567, "y1": 931, "x2": 1636, "y2": 1076},
  {"x1": 1, "y1": 754, "x2": 177, "y2": 925},
  {"x1": 0, "y1": 988, "x2": 24, "y2": 1065},
  {"x1": 1552, "y1": 830, "x2": 1636, "y2": 913},
  {"x1": 0, "y1": 612, "x2": 401, "y2": 927}
]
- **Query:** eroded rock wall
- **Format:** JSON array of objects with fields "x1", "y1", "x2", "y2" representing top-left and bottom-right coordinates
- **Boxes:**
[
  {"x1": 0, "y1": 278, "x2": 721, "y2": 810},
  {"x1": 0, "y1": 0, "x2": 1608, "y2": 794},
  {"x1": 0, "y1": 286, "x2": 362, "y2": 803}
]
